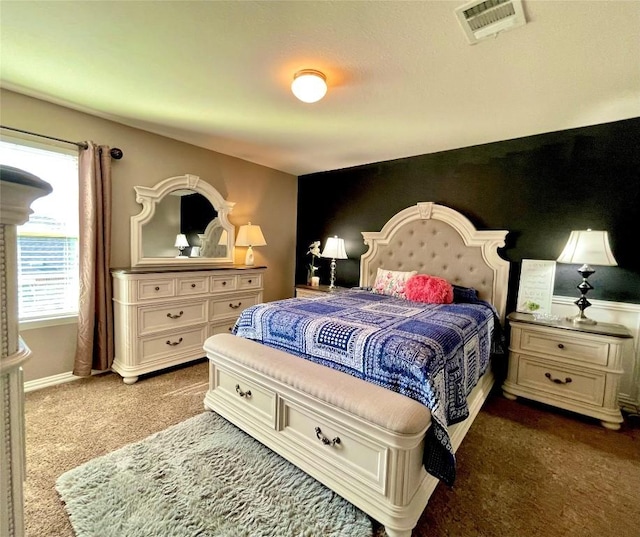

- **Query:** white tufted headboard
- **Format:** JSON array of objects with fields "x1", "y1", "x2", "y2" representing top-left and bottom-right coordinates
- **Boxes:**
[{"x1": 360, "y1": 202, "x2": 510, "y2": 323}]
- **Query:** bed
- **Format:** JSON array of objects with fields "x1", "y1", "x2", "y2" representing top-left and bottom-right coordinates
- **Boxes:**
[{"x1": 203, "y1": 202, "x2": 509, "y2": 537}]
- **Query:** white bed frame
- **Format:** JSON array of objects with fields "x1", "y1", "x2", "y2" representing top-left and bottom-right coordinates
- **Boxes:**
[{"x1": 204, "y1": 202, "x2": 509, "y2": 536}]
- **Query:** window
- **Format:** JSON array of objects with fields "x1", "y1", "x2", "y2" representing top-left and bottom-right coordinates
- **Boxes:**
[{"x1": 0, "y1": 138, "x2": 79, "y2": 323}]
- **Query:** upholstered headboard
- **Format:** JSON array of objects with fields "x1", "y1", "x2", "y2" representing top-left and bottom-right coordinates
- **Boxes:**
[{"x1": 360, "y1": 202, "x2": 510, "y2": 322}]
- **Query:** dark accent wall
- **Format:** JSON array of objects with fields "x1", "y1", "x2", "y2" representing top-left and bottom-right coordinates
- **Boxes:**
[{"x1": 296, "y1": 118, "x2": 640, "y2": 313}]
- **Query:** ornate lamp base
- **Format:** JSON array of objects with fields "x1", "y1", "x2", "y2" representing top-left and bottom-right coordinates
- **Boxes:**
[{"x1": 568, "y1": 264, "x2": 597, "y2": 325}]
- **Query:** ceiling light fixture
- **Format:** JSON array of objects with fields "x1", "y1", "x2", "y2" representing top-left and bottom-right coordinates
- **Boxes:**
[{"x1": 291, "y1": 69, "x2": 327, "y2": 103}]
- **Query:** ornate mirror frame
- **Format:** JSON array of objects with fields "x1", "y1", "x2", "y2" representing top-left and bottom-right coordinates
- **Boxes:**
[{"x1": 131, "y1": 174, "x2": 236, "y2": 267}]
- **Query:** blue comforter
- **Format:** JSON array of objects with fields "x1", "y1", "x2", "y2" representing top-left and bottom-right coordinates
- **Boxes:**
[{"x1": 233, "y1": 289, "x2": 496, "y2": 485}]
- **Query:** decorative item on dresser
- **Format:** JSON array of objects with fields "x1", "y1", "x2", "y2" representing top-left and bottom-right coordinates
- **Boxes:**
[
  {"x1": 111, "y1": 266, "x2": 265, "y2": 384},
  {"x1": 1, "y1": 165, "x2": 52, "y2": 537},
  {"x1": 294, "y1": 283, "x2": 349, "y2": 298},
  {"x1": 503, "y1": 312, "x2": 633, "y2": 430}
]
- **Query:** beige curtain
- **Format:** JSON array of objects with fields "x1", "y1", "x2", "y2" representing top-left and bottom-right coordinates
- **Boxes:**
[{"x1": 73, "y1": 142, "x2": 113, "y2": 376}]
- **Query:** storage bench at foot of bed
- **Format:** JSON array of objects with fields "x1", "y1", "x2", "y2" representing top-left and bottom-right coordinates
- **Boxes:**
[{"x1": 203, "y1": 334, "x2": 495, "y2": 537}]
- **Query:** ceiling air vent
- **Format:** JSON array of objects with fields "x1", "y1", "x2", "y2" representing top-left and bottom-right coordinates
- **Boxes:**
[{"x1": 455, "y1": 0, "x2": 526, "y2": 44}]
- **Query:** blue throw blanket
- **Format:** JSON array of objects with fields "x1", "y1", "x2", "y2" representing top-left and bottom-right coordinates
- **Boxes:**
[{"x1": 234, "y1": 289, "x2": 496, "y2": 485}]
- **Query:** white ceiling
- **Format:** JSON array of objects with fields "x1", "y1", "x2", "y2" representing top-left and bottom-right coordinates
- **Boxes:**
[{"x1": 1, "y1": 1, "x2": 639, "y2": 176}]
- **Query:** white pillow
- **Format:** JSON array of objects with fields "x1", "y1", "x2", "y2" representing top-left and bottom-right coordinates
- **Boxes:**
[{"x1": 372, "y1": 268, "x2": 417, "y2": 299}]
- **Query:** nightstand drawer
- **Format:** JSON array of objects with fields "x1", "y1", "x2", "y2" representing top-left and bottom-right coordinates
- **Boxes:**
[
  {"x1": 516, "y1": 355, "x2": 606, "y2": 406},
  {"x1": 518, "y1": 328, "x2": 610, "y2": 366}
]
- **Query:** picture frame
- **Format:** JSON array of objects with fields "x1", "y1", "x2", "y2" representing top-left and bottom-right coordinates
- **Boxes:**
[{"x1": 516, "y1": 259, "x2": 556, "y2": 315}]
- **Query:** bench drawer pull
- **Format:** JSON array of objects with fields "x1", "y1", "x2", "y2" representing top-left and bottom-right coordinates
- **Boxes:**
[
  {"x1": 235, "y1": 384, "x2": 252, "y2": 398},
  {"x1": 315, "y1": 426, "x2": 341, "y2": 447}
]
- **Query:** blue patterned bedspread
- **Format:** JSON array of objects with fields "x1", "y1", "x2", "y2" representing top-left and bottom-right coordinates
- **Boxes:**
[{"x1": 233, "y1": 289, "x2": 496, "y2": 485}]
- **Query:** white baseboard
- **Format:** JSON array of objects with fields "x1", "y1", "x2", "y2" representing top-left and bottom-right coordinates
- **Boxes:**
[{"x1": 24, "y1": 371, "x2": 81, "y2": 393}]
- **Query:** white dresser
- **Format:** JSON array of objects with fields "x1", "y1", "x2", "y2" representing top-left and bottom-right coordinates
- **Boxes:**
[{"x1": 112, "y1": 266, "x2": 265, "y2": 384}]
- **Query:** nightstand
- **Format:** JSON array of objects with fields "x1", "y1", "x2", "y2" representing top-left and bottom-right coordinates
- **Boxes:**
[
  {"x1": 295, "y1": 284, "x2": 348, "y2": 298},
  {"x1": 503, "y1": 312, "x2": 633, "y2": 430}
]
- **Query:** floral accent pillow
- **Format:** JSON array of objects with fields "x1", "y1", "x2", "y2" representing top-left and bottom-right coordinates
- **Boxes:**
[
  {"x1": 372, "y1": 268, "x2": 417, "y2": 299},
  {"x1": 405, "y1": 274, "x2": 454, "y2": 304}
]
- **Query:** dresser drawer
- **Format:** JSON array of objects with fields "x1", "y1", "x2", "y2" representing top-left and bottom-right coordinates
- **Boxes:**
[
  {"x1": 139, "y1": 326, "x2": 207, "y2": 364},
  {"x1": 238, "y1": 273, "x2": 262, "y2": 290},
  {"x1": 210, "y1": 294, "x2": 259, "y2": 319},
  {"x1": 138, "y1": 279, "x2": 175, "y2": 300},
  {"x1": 279, "y1": 398, "x2": 387, "y2": 492},
  {"x1": 177, "y1": 276, "x2": 208, "y2": 296},
  {"x1": 212, "y1": 365, "x2": 276, "y2": 426},
  {"x1": 516, "y1": 354, "x2": 606, "y2": 406},
  {"x1": 139, "y1": 300, "x2": 207, "y2": 335},
  {"x1": 211, "y1": 275, "x2": 237, "y2": 292},
  {"x1": 210, "y1": 320, "x2": 236, "y2": 336},
  {"x1": 517, "y1": 327, "x2": 610, "y2": 366}
]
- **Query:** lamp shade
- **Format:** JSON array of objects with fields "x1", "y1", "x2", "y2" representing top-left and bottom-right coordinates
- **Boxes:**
[
  {"x1": 174, "y1": 233, "x2": 189, "y2": 248},
  {"x1": 321, "y1": 236, "x2": 348, "y2": 259},
  {"x1": 557, "y1": 230, "x2": 617, "y2": 266},
  {"x1": 291, "y1": 69, "x2": 327, "y2": 103},
  {"x1": 235, "y1": 222, "x2": 266, "y2": 247}
]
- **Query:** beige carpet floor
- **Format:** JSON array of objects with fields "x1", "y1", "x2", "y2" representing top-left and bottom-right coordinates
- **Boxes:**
[{"x1": 24, "y1": 360, "x2": 640, "y2": 537}]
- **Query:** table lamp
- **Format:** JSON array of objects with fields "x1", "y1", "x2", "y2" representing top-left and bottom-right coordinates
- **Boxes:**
[
  {"x1": 235, "y1": 222, "x2": 266, "y2": 266},
  {"x1": 321, "y1": 236, "x2": 348, "y2": 289},
  {"x1": 556, "y1": 229, "x2": 617, "y2": 325}
]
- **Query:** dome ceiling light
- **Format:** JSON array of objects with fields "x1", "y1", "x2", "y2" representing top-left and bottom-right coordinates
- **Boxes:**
[{"x1": 291, "y1": 69, "x2": 327, "y2": 103}]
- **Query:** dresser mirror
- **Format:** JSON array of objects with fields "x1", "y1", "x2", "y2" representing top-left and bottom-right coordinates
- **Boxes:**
[{"x1": 131, "y1": 174, "x2": 236, "y2": 267}]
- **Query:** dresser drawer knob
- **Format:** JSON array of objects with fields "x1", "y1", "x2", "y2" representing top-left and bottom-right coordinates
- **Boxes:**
[
  {"x1": 191, "y1": 283, "x2": 196, "y2": 288},
  {"x1": 557, "y1": 343, "x2": 565, "y2": 349},
  {"x1": 315, "y1": 426, "x2": 341, "y2": 447},
  {"x1": 229, "y1": 302, "x2": 242, "y2": 309},
  {"x1": 545, "y1": 372, "x2": 572, "y2": 385},
  {"x1": 248, "y1": 279, "x2": 252, "y2": 284},
  {"x1": 166, "y1": 337, "x2": 183, "y2": 346},
  {"x1": 166, "y1": 310, "x2": 184, "y2": 319},
  {"x1": 235, "y1": 384, "x2": 252, "y2": 398},
  {"x1": 155, "y1": 286, "x2": 160, "y2": 291},
  {"x1": 222, "y1": 281, "x2": 227, "y2": 286}
]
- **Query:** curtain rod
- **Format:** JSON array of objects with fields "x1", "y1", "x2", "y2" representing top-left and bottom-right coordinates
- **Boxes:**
[{"x1": 0, "y1": 125, "x2": 123, "y2": 160}]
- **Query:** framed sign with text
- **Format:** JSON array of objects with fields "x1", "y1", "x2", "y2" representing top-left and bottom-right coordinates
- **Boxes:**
[{"x1": 516, "y1": 259, "x2": 557, "y2": 314}]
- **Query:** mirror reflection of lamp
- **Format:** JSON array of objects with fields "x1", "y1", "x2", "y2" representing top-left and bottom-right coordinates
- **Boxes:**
[
  {"x1": 235, "y1": 223, "x2": 266, "y2": 266},
  {"x1": 174, "y1": 233, "x2": 189, "y2": 258}
]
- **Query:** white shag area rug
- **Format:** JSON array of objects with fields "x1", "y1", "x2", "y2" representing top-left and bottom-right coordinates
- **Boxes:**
[{"x1": 56, "y1": 412, "x2": 373, "y2": 537}]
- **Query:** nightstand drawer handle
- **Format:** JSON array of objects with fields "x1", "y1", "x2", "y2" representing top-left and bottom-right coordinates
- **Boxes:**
[
  {"x1": 166, "y1": 311, "x2": 184, "y2": 319},
  {"x1": 166, "y1": 337, "x2": 183, "y2": 346},
  {"x1": 545, "y1": 372, "x2": 572, "y2": 385},
  {"x1": 557, "y1": 343, "x2": 565, "y2": 349},
  {"x1": 229, "y1": 302, "x2": 242, "y2": 309},
  {"x1": 235, "y1": 384, "x2": 251, "y2": 398}
]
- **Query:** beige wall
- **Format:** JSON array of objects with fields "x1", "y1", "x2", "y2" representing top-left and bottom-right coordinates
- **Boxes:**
[{"x1": 1, "y1": 89, "x2": 298, "y2": 382}]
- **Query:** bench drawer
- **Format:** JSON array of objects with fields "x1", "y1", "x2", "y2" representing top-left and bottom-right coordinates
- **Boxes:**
[{"x1": 279, "y1": 398, "x2": 387, "y2": 493}]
